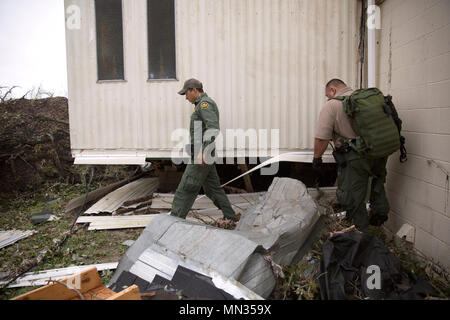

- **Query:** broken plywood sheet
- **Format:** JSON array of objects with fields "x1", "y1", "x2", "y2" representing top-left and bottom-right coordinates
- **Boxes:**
[
  {"x1": 0, "y1": 262, "x2": 118, "y2": 288},
  {"x1": 0, "y1": 230, "x2": 36, "y2": 250},
  {"x1": 77, "y1": 211, "x2": 224, "y2": 231},
  {"x1": 84, "y1": 177, "x2": 159, "y2": 215},
  {"x1": 150, "y1": 192, "x2": 265, "y2": 210}
]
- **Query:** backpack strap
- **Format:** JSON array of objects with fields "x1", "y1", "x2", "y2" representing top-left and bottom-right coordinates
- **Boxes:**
[{"x1": 385, "y1": 95, "x2": 407, "y2": 163}]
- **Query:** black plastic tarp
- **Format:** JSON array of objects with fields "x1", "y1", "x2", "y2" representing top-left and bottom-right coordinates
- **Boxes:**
[{"x1": 319, "y1": 232, "x2": 437, "y2": 300}]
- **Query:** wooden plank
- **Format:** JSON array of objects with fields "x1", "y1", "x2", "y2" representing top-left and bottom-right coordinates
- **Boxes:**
[
  {"x1": 106, "y1": 284, "x2": 141, "y2": 300},
  {"x1": 73, "y1": 286, "x2": 116, "y2": 300},
  {"x1": 77, "y1": 215, "x2": 156, "y2": 224},
  {"x1": 12, "y1": 267, "x2": 102, "y2": 300},
  {"x1": 87, "y1": 217, "x2": 156, "y2": 230},
  {"x1": 84, "y1": 177, "x2": 159, "y2": 215}
]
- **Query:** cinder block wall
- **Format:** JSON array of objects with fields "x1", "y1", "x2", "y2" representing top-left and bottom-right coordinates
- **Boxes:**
[{"x1": 377, "y1": 0, "x2": 450, "y2": 271}]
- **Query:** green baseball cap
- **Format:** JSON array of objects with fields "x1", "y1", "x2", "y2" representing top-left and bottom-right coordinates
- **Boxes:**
[{"x1": 178, "y1": 78, "x2": 203, "y2": 95}]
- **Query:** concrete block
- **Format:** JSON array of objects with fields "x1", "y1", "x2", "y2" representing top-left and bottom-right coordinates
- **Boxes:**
[
  {"x1": 422, "y1": 0, "x2": 450, "y2": 35},
  {"x1": 432, "y1": 212, "x2": 450, "y2": 245},
  {"x1": 422, "y1": 134, "x2": 450, "y2": 163},
  {"x1": 426, "y1": 52, "x2": 450, "y2": 84},
  {"x1": 415, "y1": 227, "x2": 440, "y2": 260},
  {"x1": 403, "y1": 200, "x2": 433, "y2": 234},
  {"x1": 425, "y1": 23, "x2": 450, "y2": 59},
  {"x1": 437, "y1": 240, "x2": 450, "y2": 270},
  {"x1": 428, "y1": 80, "x2": 450, "y2": 108}
]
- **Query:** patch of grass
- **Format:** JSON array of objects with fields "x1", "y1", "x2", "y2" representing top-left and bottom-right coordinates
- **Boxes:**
[{"x1": 0, "y1": 182, "x2": 143, "y2": 300}]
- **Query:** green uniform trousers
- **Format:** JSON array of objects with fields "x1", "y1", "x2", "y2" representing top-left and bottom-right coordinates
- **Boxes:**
[
  {"x1": 336, "y1": 150, "x2": 390, "y2": 232},
  {"x1": 170, "y1": 163, "x2": 237, "y2": 221}
]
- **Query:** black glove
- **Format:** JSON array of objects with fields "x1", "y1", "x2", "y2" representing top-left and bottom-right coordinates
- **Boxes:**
[{"x1": 312, "y1": 157, "x2": 323, "y2": 171}]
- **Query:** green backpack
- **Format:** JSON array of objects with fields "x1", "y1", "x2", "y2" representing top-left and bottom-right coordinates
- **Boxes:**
[{"x1": 334, "y1": 88, "x2": 407, "y2": 162}]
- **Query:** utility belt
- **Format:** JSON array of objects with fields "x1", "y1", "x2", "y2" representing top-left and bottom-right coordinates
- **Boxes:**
[{"x1": 332, "y1": 139, "x2": 356, "y2": 168}]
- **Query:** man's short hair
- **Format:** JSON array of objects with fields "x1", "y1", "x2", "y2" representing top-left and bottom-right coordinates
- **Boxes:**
[{"x1": 326, "y1": 79, "x2": 347, "y2": 89}]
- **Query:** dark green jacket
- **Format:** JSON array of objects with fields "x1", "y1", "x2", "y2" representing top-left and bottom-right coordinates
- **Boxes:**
[{"x1": 190, "y1": 93, "x2": 220, "y2": 156}]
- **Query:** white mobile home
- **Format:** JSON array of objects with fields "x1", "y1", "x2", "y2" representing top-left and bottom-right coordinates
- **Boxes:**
[
  {"x1": 64, "y1": 0, "x2": 360, "y2": 165},
  {"x1": 65, "y1": 0, "x2": 450, "y2": 272}
]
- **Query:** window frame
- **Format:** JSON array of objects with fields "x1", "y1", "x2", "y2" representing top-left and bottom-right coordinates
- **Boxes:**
[
  {"x1": 146, "y1": 0, "x2": 178, "y2": 82},
  {"x1": 94, "y1": 0, "x2": 126, "y2": 82}
]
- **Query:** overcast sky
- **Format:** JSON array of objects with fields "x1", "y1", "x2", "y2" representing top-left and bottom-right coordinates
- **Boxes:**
[{"x1": 0, "y1": 0, "x2": 67, "y2": 98}]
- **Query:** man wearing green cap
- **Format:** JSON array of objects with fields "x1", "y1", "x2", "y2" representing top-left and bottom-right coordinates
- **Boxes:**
[{"x1": 170, "y1": 78, "x2": 239, "y2": 222}]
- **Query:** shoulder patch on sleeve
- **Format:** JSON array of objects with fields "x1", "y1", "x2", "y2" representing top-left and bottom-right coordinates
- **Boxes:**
[{"x1": 200, "y1": 101, "x2": 209, "y2": 110}]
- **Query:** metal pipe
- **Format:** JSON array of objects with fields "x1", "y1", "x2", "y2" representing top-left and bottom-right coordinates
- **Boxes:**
[{"x1": 367, "y1": 0, "x2": 376, "y2": 88}]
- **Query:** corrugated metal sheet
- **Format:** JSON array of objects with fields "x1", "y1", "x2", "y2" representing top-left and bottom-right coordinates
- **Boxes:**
[
  {"x1": 0, "y1": 230, "x2": 36, "y2": 250},
  {"x1": 109, "y1": 177, "x2": 320, "y2": 298},
  {"x1": 83, "y1": 177, "x2": 159, "y2": 215},
  {"x1": 65, "y1": 0, "x2": 359, "y2": 160}
]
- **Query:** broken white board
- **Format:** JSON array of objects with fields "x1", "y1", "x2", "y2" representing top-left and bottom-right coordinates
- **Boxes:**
[
  {"x1": 0, "y1": 262, "x2": 118, "y2": 288},
  {"x1": 84, "y1": 177, "x2": 159, "y2": 215},
  {"x1": 0, "y1": 230, "x2": 36, "y2": 250}
]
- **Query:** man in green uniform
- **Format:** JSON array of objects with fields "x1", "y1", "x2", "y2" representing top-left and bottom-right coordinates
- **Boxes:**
[
  {"x1": 313, "y1": 79, "x2": 390, "y2": 232},
  {"x1": 170, "y1": 78, "x2": 238, "y2": 222}
]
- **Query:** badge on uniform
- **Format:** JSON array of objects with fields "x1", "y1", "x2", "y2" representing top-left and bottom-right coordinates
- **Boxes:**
[{"x1": 200, "y1": 102, "x2": 209, "y2": 110}]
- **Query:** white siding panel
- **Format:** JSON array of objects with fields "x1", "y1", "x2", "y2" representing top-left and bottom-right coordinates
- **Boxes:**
[{"x1": 65, "y1": 0, "x2": 359, "y2": 159}]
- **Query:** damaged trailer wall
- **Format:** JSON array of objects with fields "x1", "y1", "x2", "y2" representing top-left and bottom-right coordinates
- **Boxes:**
[
  {"x1": 109, "y1": 178, "x2": 321, "y2": 299},
  {"x1": 65, "y1": 0, "x2": 359, "y2": 161}
]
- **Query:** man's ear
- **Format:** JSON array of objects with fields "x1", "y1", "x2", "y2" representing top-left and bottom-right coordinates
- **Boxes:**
[{"x1": 331, "y1": 87, "x2": 337, "y2": 97}]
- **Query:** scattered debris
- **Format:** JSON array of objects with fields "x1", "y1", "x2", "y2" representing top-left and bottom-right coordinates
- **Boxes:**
[
  {"x1": 0, "y1": 230, "x2": 36, "y2": 250},
  {"x1": 77, "y1": 215, "x2": 157, "y2": 231},
  {"x1": 319, "y1": 232, "x2": 438, "y2": 300},
  {"x1": 108, "y1": 177, "x2": 321, "y2": 299},
  {"x1": 29, "y1": 211, "x2": 59, "y2": 225},
  {"x1": 0, "y1": 262, "x2": 118, "y2": 288},
  {"x1": 64, "y1": 175, "x2": 143, "y2": 214},
  {"x1": 150, "y1": 192, "x2": 265, "y2": 210},
  {"x1": 11, "y1": 267, "x2": 140, "y2": 300},
  {"x1": 84, "y1": 177, "x2": 159, "y2": 215}
]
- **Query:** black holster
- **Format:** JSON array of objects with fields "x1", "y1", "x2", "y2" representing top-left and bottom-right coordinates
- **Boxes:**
[
  {"x1": 333, "y1": 142, "x2": 352, "y2": 168},
  {"x1": 333, "y1": 150, "x2": 347, "y2": 168}
]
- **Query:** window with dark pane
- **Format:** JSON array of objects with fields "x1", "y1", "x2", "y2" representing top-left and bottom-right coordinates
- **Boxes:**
[
  {"x1": 148, "y1": 0, "x2": 176, "y2": 80},
  {"x1": 95, "y1": 0, "x2": 124, "y2": 80}
]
